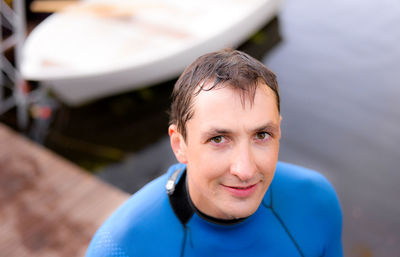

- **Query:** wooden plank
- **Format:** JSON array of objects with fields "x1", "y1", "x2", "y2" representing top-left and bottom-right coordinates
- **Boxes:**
[{"x1": 0, "y1": 123, "x2": 129, "y2": 257}]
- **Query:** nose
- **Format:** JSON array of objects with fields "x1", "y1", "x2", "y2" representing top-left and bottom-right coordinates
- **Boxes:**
[{"x1": 230, "y1": 142, "x2": 257, "y2": 181}]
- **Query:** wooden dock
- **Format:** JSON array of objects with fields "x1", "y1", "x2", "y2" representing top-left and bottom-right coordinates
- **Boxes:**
[{"x1": 0, "y1": 123, "x2": 129, "y2": 257}]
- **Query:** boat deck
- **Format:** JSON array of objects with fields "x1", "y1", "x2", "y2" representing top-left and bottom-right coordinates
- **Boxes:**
[{"x1": 0, "y1": 123, "x2": 129, "y2": 257}]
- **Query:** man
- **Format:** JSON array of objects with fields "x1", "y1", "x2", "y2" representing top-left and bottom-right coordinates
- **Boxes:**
[{"x1": 86, "y1": 49, "x2": 343, "y2": 256}]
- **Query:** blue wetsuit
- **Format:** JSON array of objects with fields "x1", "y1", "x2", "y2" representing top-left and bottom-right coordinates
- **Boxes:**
[{"x1": 86, "y1": 162, "x2": 343, "y2": 257}]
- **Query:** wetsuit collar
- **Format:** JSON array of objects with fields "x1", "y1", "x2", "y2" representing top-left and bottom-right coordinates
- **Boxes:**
[{"x1": 168, "y1": 168, "x2": 248, "y2": 226}]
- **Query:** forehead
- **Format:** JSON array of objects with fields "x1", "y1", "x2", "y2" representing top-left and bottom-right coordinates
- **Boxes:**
[
  {"x1": 188, "y1": 83, "x2": 280, "y2": 131},
  {"x1": 193, "y1": 81, "x2": 278, "y2": 111}
]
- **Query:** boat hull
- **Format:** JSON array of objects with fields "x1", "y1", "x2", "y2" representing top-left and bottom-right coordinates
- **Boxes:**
[{"x1": 22, "y1": 0, "x2": 282, "y2": 105}]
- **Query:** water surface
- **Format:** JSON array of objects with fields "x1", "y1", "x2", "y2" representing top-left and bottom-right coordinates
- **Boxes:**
[{"x1": 266, "y1": 0, "x2": 400, "y2": 255}]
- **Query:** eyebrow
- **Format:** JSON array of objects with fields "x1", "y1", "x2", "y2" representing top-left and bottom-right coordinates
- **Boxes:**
[
  {"x1": 252, "y1": 123, "x2": 280, "y2": 134},
  {"x1": 201, "y1": 122, "x2": 280, "y2": 140},
  {"x1": 201, "y1": 128, "x2": 231, "y2": 141}
]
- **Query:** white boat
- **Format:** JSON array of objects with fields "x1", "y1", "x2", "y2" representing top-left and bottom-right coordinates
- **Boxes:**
[{"x1": 21, "y1": 0, "x2": 282, "y2": 105}]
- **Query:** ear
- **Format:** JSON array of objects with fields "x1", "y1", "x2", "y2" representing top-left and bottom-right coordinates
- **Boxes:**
[{"x1": 169, "y1": 124, "x2": 188, "y2": 164}]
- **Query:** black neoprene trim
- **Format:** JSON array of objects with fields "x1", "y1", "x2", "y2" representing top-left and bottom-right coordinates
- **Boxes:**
[
  {"x1": 168, "y1": 171, "x2": 194, "y2": 226},
  {"x1": 261, "y1": 188, "x2": 305, "y2": 257},
  {"x1": 180, "y1": 227, "x2": 187, "y2": 257},
  {"x1": 168, "y1": 169, "x2": 248, "y2": 226}
]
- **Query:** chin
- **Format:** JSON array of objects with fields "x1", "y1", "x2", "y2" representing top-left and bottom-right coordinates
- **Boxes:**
[
  {"x1": 220, "y1": 187, "x2": 267, "y2": 219},
  {"x1": 222, "y1": 204, "x2": 259, "y2": 219},
  {"x1": 228, "y1": 210, "x2": 255, "y2": 220}
]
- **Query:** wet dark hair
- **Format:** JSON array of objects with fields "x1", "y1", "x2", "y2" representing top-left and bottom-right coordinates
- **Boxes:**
[{"x1": 169, "y1": 48, "x2": 280, "y2": 139}]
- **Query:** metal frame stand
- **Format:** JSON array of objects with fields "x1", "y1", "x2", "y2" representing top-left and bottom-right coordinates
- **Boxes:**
[{"x1": 1, "y1": 0, "x2": 28, "y2": 130}]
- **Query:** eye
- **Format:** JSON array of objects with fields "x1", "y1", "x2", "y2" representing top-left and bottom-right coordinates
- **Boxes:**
[
  {"x1": 210, "y1": 136, "x2": 226, "y2": 144},
  {"x1": 255, "y1": 132, "x2": 270, "y2": 141}
]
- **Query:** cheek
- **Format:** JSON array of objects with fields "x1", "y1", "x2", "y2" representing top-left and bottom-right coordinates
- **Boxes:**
[
  {"x1": 254, "y1": 146, "x2": 279, "y2": 171},
  {"x1": 192, "y1": 159, "x2": 227, "y2": 182},
  {"x1": 187, "y1": 143, "x2": 227, "y2": 166},
  {"x1": 187, "y1": 152, "x2": 229, "y2": 185}
]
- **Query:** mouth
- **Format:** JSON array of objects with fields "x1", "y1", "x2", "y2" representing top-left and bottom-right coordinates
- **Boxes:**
[{"x1": 222, "y1": 183, "x2": 258, "y2": 198}]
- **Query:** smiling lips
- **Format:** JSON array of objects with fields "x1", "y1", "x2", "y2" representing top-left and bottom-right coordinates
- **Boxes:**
[{"x1": 222, "y1": 183, "x2": 258, "y2": 198}]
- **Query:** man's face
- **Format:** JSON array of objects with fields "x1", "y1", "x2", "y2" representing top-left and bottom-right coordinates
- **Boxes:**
[{"x1": 170, "y1": 83, "x2": 281, "y2": 219}]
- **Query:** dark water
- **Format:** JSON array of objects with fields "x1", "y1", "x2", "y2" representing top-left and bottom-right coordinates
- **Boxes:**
[
  {"x1": 265, "y1": 0, "x2": 400, "y2": 256},
  {"x1": 4, "y1": 0, "x2": 399, "y2": 256}
]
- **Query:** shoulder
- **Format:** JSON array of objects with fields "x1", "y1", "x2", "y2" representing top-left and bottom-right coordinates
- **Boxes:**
[
  {"x1": 86, "y1": 163, "x2": 186, "y2": 257},
  {"x1": 268, "y1": 162, "x2": 343, "y2": 255},
  {"x1": 273, "y1": 161, "x2": 340, "y2": 206},
  {"x1": 271, "y1": 161, "x2": 342, "y2": 219}
]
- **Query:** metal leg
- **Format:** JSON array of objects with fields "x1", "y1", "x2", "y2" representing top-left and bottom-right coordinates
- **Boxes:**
[{"x1": 1, "y1": 0, "x2": 28, "y2": 130}]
